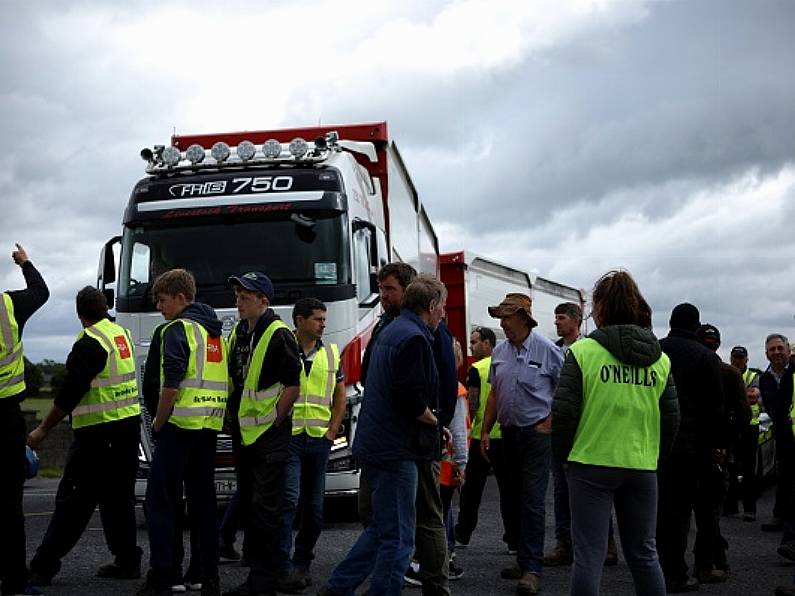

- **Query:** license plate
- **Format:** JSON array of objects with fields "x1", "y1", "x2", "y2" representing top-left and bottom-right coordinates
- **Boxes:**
[{"x1": 214, "y1": 479, "x2": 237, "y2": 494}]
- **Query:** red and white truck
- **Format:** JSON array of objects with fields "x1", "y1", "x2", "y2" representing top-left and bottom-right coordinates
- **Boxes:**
[
  {"x1": 98, "y1": 122, "x2": 438, "y2": 501},
  {"x1": 440, "y1": 251, "x2": 587, "y2": 368}
]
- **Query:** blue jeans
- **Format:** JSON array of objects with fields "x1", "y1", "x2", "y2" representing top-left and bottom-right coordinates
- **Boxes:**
[
  {"x1": 326, "y1": 461, "x2": 417, "y2": 596},
  {"x1": 502, "y1": 425, "x2": 551, "y2": 575},
  {"x1": 278, "y1": 433, "x2": 331, "y2": 573}
]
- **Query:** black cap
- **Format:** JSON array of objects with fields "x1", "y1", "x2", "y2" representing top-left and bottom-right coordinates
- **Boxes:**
[
  {"x1": 669, "y1": 303, "x2": 701, "y2": 331},
  {"x1": 696, "y1": 323, "x2": 721, "y2": 350},
  {"x1": 227, "y1": 272, "x2": 274, "y2": 301},
  {"x1": 731, "y1": 346, "x2": 748, "y2": 357}
]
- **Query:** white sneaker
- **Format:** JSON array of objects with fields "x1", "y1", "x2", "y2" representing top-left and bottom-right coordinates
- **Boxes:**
[
  {"x1": 171, "y1": 585, "x2": 187, "y2": 593},
  {"x1": 185, "y1": 582, "x2": 202, "y2": 591}
]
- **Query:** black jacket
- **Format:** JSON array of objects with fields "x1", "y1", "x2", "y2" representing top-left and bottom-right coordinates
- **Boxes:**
[
  {"x1": 552, "y1": 324, "x2": 680, "y2": 464},
  {"x1": 759, "y1": 362, "x2": 795, "y2": 458},
  {"x1": 719, "y1": 361, "x2": 752, "y2": 447},
  {"x1": 659, "y1": 328, "x2": 726, "y2": 454}
]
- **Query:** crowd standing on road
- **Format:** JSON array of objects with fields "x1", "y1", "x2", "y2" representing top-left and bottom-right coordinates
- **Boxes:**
[{"x1": 4, "y1": 245, "x2": 795, "y2": 596}]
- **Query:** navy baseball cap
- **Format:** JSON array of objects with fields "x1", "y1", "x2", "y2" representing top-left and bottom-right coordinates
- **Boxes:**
[
  {"x1": 228, "y1": 272, "x2": 274, "y2": 301},
  {"x1": 731, "y1": 346, "x2": 748, "y2": 357}
]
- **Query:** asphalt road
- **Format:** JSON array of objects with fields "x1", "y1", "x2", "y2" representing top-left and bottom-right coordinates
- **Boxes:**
[{"x1": 22, "y1": 476, "x2": 795, "y2": 595}]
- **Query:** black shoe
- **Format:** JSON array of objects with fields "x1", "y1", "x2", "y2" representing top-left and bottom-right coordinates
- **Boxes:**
[
  {"x1": 666, "y1": 577, "x2": 699, "y2": 593},
  {"x1": 97, "y1": 560, "x2": 142, "y2": 579},
  {"x1": 403, "y1": 560, "x2": 422, "y2": 587},
  {"x1": 776, "y1": 586, "x2": 795, "y2": 596},
  {"x1": 279, "y1": 568, "x2": 311, "y2": 593},
  {"x1": 135, "y1": 583, "x2": 173, "y2": 596},
  {"x1": 778, "y1": 543, "x2": 795, "y2": 562},
  {"x1": 448, "y1": 559, "x2": 464, "y2": 581},
  {"x1": 219, "y1": 543, "x2": 241, "y2": 562},
  {"x1": 453, "y1": 526, "x2": 470, "y2": 548}
]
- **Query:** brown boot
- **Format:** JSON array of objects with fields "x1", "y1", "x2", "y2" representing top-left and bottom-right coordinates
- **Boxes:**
[
  {"x1": 542, "y1": 543, "x2": 572, "y2": 566},
  {"x1": 517, "y1": 571, "x2": 541, "y2": 595}
]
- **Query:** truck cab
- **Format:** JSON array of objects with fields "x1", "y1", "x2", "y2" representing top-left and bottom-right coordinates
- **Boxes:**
[{"x1": 99, "y1": 122, "x2": 438, "y2": 503}]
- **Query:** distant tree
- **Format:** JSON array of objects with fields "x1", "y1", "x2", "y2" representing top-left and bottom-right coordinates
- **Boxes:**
[
  {"x1": 50, "y1": 368, "x2": 67, "y2": 396},
  {"x1": 23, "y1": 357, "x2": 43, "y2": 397}
]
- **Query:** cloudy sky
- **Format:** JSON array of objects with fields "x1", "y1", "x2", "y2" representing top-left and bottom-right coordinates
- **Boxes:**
[{"x1": 1, "y1": 0, "x2": 793, "y2": 368}]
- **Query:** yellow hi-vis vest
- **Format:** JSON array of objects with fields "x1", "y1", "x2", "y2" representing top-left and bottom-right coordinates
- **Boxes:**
[
  {"x1": 71, "y1": 318, "x2": 140, "y2": 429},
  {"x1": 0, "y1": 293, "x2": 25, "y2": 399},
  {"x1": 470, "y1": 357, "x2": 501, "y2": 440},
  {"x1": 293, "y1": 341, "x2": 341, "y2": 438},
  {"x1": 743, "y1": 368, "x2": 759, "y2": 387},
  {"x1": 161, "y1": 319, "x2": 228, "y2": 431},
  {"x1": 235, "y1": 319, "x2": 292, "y2": 446},
  {"x1": 750, "y1": 403, "x2": 760, "y2": 426},
  {"x1": 567, "y1": 338, "x2": 671, "y2": 471}
]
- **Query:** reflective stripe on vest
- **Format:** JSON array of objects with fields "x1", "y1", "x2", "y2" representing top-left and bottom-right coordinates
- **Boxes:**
[
  {"x1": 742, "y1": 368, "x2": 759, "y2": 387},
  {"x1": 567, "y1": 338, "x2": 671, "y2": 471},
  {"x1": 236, "y1": 319, "x2": 293, "y2": 446},
  {"x1": 0, "y1": 293, "x2": 25, "y2": 398},
  {"x1": 293, "y1": 342, "x2": 340, "y2": 438},
  {"x1": 469, "y1": 357, "x2": 500, "y2": 440},
  {"x1": 162, "y1": 319, "x2": 228, "y2": 431},
  {"x1": 72, "y1": 319, "x2": 140, "y2": 429}
]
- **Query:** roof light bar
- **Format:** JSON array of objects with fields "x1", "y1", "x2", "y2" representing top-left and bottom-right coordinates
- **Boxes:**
[
  {"x1": 162, "y1": 146, "x2": 181, "y2": 167},
  {"x1": 211, "y1": 142, "x2": 231, "y2": 163},
  {"x1": 185, "y1": 144, "x2": 205, "y2": 164},
  {"x1": 289, "y1": 138, "x2": 308, "y2": 158},
  {"x1": 262, "y1": 139, "x2": 282, "y2": 159},
  {"x1": 236, "y1": 141, "x2": 256, "y2": 161}
]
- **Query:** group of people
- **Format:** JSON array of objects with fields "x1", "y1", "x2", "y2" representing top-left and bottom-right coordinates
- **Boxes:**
[{"x1": 2, "y1": 243, "x2": 795, "y2": 596}]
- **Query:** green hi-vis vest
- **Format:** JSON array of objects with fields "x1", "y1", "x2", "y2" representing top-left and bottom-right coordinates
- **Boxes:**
[
  {"x1": 161, "y1": 319, "x2": 228, "y2": 431},
  {"x1": 743, "y1": 368, "x2": 759, "y2": 387},
  {"x1": 72, "y1": 319, "x2": 140, "y2": 429},
  {"x1": 470, "y1": 357, "x2": 501, "y2": 440},
  {"x1": 0, "y1": 293, "x2": 25, "y2": 399},
  {"x1": 750, "y1": 403, "x2": 760, "y2": 426},
  {"x1": 235, "y1": 319, "x2": 292, "y2": 446},
  {"x1": 293, "y1": 342, "x2": 341, "y2": 438},
  {"x1": 567, "y1": 338, "x2": 671, "y2": 471}
]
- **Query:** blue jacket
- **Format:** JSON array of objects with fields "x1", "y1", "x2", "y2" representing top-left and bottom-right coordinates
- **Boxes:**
[{"x1": 353, "y1": 309, "x2": 440, "y2": 464}]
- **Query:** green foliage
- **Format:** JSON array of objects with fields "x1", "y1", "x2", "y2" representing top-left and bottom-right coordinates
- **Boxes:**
[{"x1": 23, "y1": 357, "x2": 43, "y2": 397}]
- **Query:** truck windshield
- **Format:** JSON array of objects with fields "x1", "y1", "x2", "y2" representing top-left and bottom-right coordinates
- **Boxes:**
[{"x1": 117, "y1": 213, "x2": 351, "y2": 311}]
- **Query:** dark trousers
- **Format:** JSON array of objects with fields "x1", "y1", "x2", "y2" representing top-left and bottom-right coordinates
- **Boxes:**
[
  {"x1": 414, "y1": 460, "x2": 450, "y2": 596},
  {"x1": 0, "y1": 400, "x2": 28, "y2": 595},
  {"x1": 738, "y1": 428, "x2": 759, "y2": 513},
  {"x1": 30, "y1": 416, "x2": 141, "y2": 579},
  {"x1": 568, "y1": 463, "x2": 665, "y2": 596},
  {"x1": 145, "y1": 424, "x2": 218, "y2": 587},
  {"x1": 236, "y1": 421, "x2": 290, "y2": 593},
  {"x1": 692, "y1": 461, "x2": 728, "y2": 571},
  {"x1": 455, "y1": 439, "x2": 514, "y2": 548},
  {"x1": 502, "y1": 425, "x2": 551, "y2": 575},
  {"x1": 657, "y1": 452, "x2": 723, "y2": 583}
]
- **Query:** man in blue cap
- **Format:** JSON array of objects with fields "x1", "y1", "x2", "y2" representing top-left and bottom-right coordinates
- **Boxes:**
[{"x1": 223, "y1": 272, "x2": 301, "y2": 596}]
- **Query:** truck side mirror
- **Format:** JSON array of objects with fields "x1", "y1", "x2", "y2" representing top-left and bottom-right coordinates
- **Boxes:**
[{"x1": 98, "y1": 236, "x2": 121, "y2": 288}]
